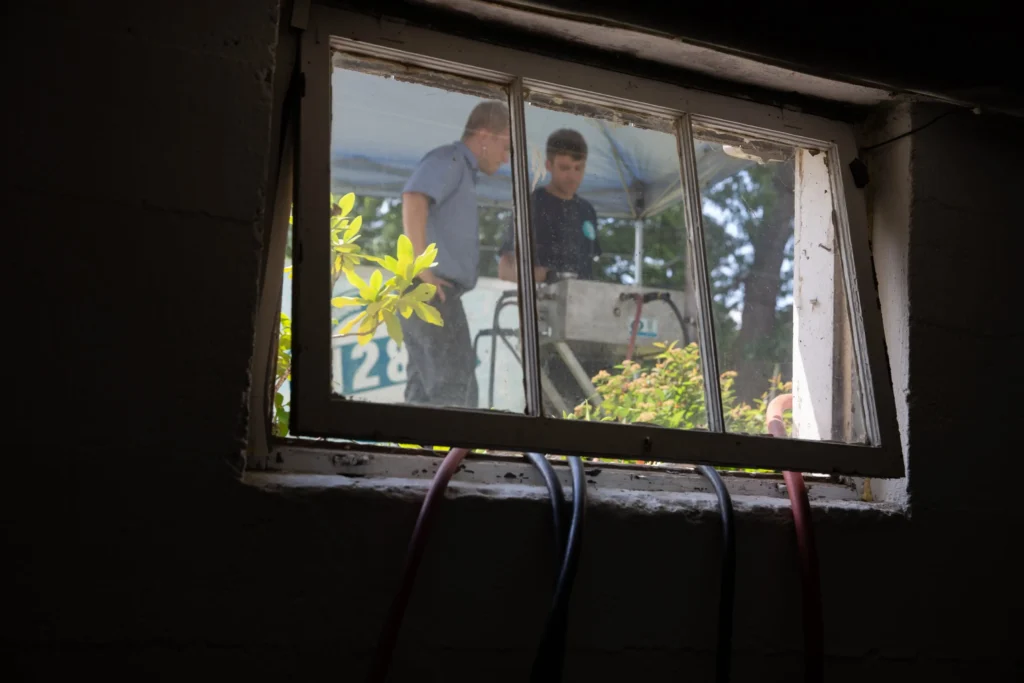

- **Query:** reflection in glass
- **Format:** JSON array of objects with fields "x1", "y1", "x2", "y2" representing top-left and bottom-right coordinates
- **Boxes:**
[
  {"x1": 693, "y1": 128, "x2": 866, "y2": 443},
  {"x1": 326, "y1": 53, "x2": 525, "y2": 412}
]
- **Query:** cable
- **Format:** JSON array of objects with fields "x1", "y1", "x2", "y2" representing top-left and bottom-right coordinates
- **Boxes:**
[
  {"x1": 624, "y1": 293, "x2": 644, "y2": 361},
  {"x1": 369, "y1": 447, "x2": 471, "y2": 683},
  {"x1": 656, "y1": 294, "x2": 691, "y2": 347},
  {"x1": 766, "y1": 394, "x2": 823, "y2": 683},
  {"x1": 632, "y1": 291, "x2": 733, "y2": 679},
  {"x1": 625, "y1": 291, "x2": 695, "y2": 351},
  {"x1": 526, "y1": 452, "x2": 568, "y2": 575},
  {"x1": 858, "y1": 108, "x2": 961, "y2": 153},
  {"x1": 697, "y1": 465, "x2": 736, "y2": 683},
  {"x1": 370, "y1": 446, "x2": 577, "y2": 679},
  {"x1": 530, "y1": 455, "x2": 586, "y2": 683}
]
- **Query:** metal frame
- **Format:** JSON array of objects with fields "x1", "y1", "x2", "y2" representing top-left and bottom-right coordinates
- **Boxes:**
[{"x1": 289, "y1": 4, "x2": 904, "y2": 477}]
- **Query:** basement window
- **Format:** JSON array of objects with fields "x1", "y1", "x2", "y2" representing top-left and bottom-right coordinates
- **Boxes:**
[{"x1": 281, "y1": 4, "x2": 902, "y2": 477}]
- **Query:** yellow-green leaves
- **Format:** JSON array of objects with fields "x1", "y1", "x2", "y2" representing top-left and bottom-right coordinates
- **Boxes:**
[
  {"x1": 273, "y1": 313, "x2": 293, "y2": 436},
  {"x1": 325, "y1": 193, "x2": 379, "y2": 279},
  {"x1": 310, "y1": 192, "x2": 444, "y2": 348},
  {"x1": 397, "y1": 232, "x2": 415, "y2": 271},
  {"x1": 382, "y1": 310, "x2": 403, "y2": 347},
  {"x1": 338, "y1": 192, "x2": 355, "y2": 217},
  {"x1": 412, "y1": 301, "x2": 443, "y2": 325},
  {"x1": 345, "y1": 268, "x2": 385, "y2": 302},
  {"x1": 383, "y1": 235, "x2": 438, "y2": 288},
  {"x1": 332, "y1": 262, "x2": 444, "y2": 347}
]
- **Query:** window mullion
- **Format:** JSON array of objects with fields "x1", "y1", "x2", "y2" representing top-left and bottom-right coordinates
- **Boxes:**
[
  {"x1": 508, "y1": 78, "x2": 543, "y2": 417},
  {"x1": 676, "y1": 114, "x2": 725, "y2": 433},
  {"x1": 290, "y1": 28, "x2": 333, "y2": 433}
]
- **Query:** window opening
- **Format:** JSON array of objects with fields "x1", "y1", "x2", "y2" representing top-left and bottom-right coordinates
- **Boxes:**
[
  {"x1": 327, "y1": 53, "x2": 525, "y2": 412},
  {"x1": 281, "y1": 8, "x2": 903, "y2": 477},
  {"x1": 691, "y1": 123, "x2": 867, "y2": 444},
  {"x1": 494, "y1": 93, "x2": 712, "y2": 430}
]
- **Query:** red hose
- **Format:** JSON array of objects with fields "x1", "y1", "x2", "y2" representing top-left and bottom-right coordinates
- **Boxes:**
[
  {"x1": 624, "y1": 293, "x2": 644, "y2": 362},
  {"x1": 766, "y1": 394, "x2": 823, "y2": 683},
  {"x1": 369, "y1": 447, "x2": 471, "y2": 682}
]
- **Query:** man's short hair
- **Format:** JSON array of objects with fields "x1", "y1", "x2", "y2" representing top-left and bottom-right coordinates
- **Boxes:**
[
  {"x1": 546, "y1": 128, "x2": 588, "y2": 161},
  {"x1": 461, "y1": 100, "x2": 510, "y2": 140}
]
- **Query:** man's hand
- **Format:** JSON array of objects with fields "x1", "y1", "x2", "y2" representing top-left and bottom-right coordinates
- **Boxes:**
[
  {"x1": 417, "y1": 269, "x2": 452, "y2": 302},
  {"x1": 402, "y1": 191, "x2": 452, "y2": 300},
  {"x1": 498, "y1": 251, "x2": 549, "y2": 284}
]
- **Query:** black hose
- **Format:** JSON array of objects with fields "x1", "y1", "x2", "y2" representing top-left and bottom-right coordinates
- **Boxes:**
[
  {"x1": 525, "y1": 452, "x2": 567, "y2": 575},
  {"x1": 697, "y1": 465, "x2": 736, "y2": 683},
  {"x1": 658, "y1": 293, "x2": 693, "y2": 347},
  {"x1": 531, "y1": 455, "x2": 586, "y2": 682},
  {"x1": 644, "y1": 292, "x2": 734, "y2": 680}
]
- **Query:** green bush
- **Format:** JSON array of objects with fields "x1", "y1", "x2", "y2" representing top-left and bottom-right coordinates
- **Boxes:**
[{"x1": 568, "y1": 341, "x2": 791, "y2": 470}]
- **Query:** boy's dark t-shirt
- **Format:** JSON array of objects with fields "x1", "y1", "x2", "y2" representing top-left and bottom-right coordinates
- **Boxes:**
[{"x1": 500, "y1": 187, "x2": 602, "y2": 279}]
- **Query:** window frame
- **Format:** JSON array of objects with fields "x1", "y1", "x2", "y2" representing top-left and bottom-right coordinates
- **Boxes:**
[{"x1": 289, "y1": 3, "x2": 903, "y2": 478}]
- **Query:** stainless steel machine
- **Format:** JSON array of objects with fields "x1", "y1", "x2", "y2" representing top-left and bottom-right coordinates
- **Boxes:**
[{"x1": 475, "y1": 277, "x2": 697, "y2": 414}]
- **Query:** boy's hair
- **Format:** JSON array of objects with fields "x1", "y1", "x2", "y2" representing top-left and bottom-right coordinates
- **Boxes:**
[
  {"x1": 461, "y1": 101, "x2": 510, "y2": 140},
  {"x1": 546, "y1": 128, "x2": 588, "y2": 161}
]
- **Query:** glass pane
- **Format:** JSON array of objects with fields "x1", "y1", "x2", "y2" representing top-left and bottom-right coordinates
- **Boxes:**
[
  {"x1": 327, "y1": 52, "x2": 525, "y2": 412},
  {"x1": 692, "y1": 124, "x2": 867, "y2": 444},
  {"x1": 496, "y1": 93, "x2": 714, "y2": 431}
]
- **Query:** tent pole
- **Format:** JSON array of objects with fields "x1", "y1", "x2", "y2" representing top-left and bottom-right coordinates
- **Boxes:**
[{"x1": 633, "y1": 219, "x2": 644, "y2": 287}]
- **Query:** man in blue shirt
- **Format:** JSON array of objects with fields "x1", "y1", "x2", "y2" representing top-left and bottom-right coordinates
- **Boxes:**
[{"x1": 400, "y1": 100, "x2": 510, "y2": 408}]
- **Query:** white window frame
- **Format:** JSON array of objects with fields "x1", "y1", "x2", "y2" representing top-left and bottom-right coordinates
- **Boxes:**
[{"x1": 288, "y1": 4, "x2": 903, "y2": 478}]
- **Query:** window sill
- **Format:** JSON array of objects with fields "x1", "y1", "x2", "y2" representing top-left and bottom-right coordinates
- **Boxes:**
[{"x1": 247, "y1": 445, "x2": 894, "y2": 513}]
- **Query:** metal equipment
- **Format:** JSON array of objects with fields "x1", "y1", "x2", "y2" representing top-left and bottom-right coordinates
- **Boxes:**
[
  {"x1": 474, "y1": 277, "x2": 697, "y2": 412},
  {"x1": 536, "y1": 277, "x2": 694, "y2": 359}
]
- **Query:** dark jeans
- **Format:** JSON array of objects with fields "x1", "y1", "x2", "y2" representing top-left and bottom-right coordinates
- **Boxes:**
[{"x1": 401, "y1": 287, "x2": 479, "y2": 408}]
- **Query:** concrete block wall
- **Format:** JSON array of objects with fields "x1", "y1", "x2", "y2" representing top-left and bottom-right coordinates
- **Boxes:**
[{"x1": 4, "y1": 1, "x2": 1020, "y2": 680}]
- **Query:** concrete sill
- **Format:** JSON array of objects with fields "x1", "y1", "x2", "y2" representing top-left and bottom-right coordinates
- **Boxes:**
[{"x1": 246, "y1": 446, "x2": 892, "y2": 514}]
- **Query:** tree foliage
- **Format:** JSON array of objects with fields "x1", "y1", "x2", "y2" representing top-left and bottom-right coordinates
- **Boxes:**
[{"x1": 593, "y1": 162, "x2": 795, "y2": 404}]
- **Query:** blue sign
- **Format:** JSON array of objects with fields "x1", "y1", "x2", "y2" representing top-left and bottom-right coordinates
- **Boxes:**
[
  {"x1": 333, "y1": 295, "x2": 408, "y2": 396},
  {"x1": 338, "y1": 336, "x2": 407, "y2": 395},
  {"x1": 629, "y1": 317, "x2": 659, "y2": 339},
  {"x1": 332, "y1": 289, "x2": 483, "y2": 397}
]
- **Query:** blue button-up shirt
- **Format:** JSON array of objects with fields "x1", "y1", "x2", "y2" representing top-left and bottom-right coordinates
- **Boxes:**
[{"x1": 402, "y1": 141, "x2": 481, "y2": 291}]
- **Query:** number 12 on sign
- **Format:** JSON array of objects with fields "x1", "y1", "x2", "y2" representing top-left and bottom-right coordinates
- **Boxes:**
[{"x1": 332, "y1": 337, "x2": 408, "y2": 396}]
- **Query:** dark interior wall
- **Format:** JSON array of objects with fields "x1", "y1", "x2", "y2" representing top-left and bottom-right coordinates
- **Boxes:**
[
  {"x1": 4, "y1": 1, "x2": 1022, "y2": 681},
  {"x1": 478, "y1": 0, "x2": 1024, "y2": 116}
]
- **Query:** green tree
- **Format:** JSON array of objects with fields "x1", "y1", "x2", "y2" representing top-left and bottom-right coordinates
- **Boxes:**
[
  {"x1": 703, "y1": 162, "x2": 794, "y2": 403},
  {"x1": 593, "y1": 163, "x2": 795, "y2": 405}
]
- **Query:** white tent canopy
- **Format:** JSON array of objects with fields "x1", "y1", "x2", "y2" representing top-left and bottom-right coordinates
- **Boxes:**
[{"x1": 330, "y1": 69, "x2": 750, "y2": 220}]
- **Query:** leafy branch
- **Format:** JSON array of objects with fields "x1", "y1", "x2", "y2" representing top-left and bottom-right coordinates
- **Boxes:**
[
  {"x1": 332, "y1": 234, "x2": 443, "y2": 348},
  {"x1": 272, "y1": 192, "x2": 445, "y2": 436}
]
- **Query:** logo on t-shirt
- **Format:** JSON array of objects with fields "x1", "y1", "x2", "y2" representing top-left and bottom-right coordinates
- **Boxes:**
[{"x1": 581, "y1": 220, "x2": 596, "y2": 241}]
